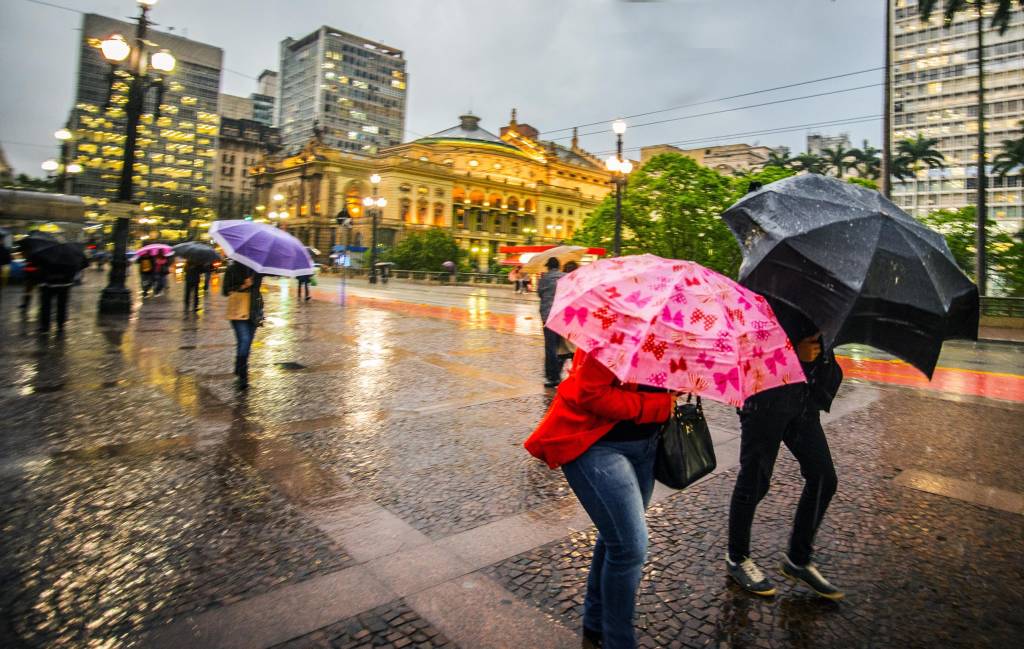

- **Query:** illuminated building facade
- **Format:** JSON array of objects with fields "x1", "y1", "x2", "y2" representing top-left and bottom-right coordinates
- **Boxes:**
[
  {"x1": 251, "y1": 112, "x2": 612, "y2": 270},
  {"x1": 891, "y1": 1, "x2": 1023, "y2": 231},
  {"x1": 67, "y1": 14, "x2": 223, "y2": 239},
  {"x1": 278, "y1": 26, "x2": 406, "y2": 155},
  {"x1": 213, "y1": 117, "x2": 280, "y2": 220},
  {"x1": 640, "y1": 142, "x2": 774, "y2": 175}
]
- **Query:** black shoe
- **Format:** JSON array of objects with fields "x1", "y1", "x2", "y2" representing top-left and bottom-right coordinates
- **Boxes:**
[
  {"x1": 544, "y1": 380, "x2": 559, "y2": 388},
  {"x1": 726, "y1": 556, "x2": 776, "y2": 597},
  {"x1": 582, "y1": 626, "x2": 602, "y2": 648},
  {"x1": 780, "y1": 555, "x2": 844, "y2": 601}
]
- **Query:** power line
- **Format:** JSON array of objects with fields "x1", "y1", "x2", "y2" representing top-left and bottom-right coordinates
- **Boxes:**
[
  {"x1": 19, "y1": 0, "x2": 82, "y2": 13},
  {"x1": 541, "y1": 66, "x2": 884, "y2": 135},
  {"x1": 563, "y1": 83, "x2": 882, "y2": 142},
  {"x1": 588, "y1": 115, "x2": 882, "y2": 158},
  {"x1": 1, "y1": 140, "x2": 55, "y2": 150}
]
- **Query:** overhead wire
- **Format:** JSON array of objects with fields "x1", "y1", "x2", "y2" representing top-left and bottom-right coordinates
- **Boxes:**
[{"x1": 540, "y1": 66, "x2": 884, "y2": 135}]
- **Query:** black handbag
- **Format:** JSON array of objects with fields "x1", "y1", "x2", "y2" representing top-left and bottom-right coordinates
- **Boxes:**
[{"x1": 655, "y1": 395, "x2": 717, "y2": 489}]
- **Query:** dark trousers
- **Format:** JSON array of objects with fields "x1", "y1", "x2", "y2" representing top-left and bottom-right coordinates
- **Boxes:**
[
  {"x1": 184, "y1": 279, "x2": 200, "y2": 311},
  {"x1": 543, "y1": 326, "x2": 563, "y2": 383},
  {"x1": 728, "y1": 386, "x2": 837, "y2": 566},
  {"x1": 38, "y1": 285, "x2": 70, "y2": 332},
  {"x1": 297, "y1": 278, "x2": 310, "y2": 300},
  {"x1": 230, "y1": 319, "x2": 257, "y2": 380}
]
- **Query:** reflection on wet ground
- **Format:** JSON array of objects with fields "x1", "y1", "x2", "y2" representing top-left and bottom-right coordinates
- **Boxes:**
[{"x1": 0, "y1": 275, "x2": 1021, "y2": 648}]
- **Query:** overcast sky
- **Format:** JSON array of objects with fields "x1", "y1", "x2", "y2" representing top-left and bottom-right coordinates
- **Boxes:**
[{"x1": 0, "y1": 0, "x2": 884, "y2": 176}]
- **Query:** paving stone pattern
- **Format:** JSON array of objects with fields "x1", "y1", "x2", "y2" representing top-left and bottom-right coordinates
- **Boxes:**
[
  {"x1": 269, "y1": 598, "x2": 457, "y2": 649},
  {"x1": 485, "y1": 392, "x2": 1024, "y2": 649}
]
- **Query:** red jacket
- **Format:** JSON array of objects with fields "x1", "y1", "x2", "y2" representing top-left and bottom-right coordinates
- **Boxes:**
[{"x1": 525, "y1": 350, "x2": 674, "y2": 469}]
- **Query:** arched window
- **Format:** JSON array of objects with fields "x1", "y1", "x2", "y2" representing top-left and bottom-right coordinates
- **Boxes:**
[
  {"x1": 470, "y1": 190, "x2": 485, "y2": 206},
  {"x1": 524, "y1": 198, "x2": 534, "y2": 212},
  {"x1": 400, "y1": 198, "x2": 412, "y2": 222},
  {"x1": 417, "y1": 199, "x2": 428, "y2": 224},
  {"x1": 507, "y1": 196, "x2": 519, "y2": 211},
  {"x1": 487, "y1": 193, "x2": 502, "y2": 208},
  {"x1": 433, "y1": 202, "x2": 446, "y2": 226}
]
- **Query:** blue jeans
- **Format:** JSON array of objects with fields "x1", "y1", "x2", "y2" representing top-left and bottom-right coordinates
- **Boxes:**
[
  {"x1": 230, "y1": 319, "x2": 256, "y2": 358},
  {"x1": 562, "y1": 435, "x2": 659, "y2": 649}
]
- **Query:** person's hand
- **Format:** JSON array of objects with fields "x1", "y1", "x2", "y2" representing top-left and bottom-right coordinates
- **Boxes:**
[
  {"x1": 796, "y1": 335, "x2": 822, "y2": 362},
  {"x1": 241, "y1": 277, "x2": 253, "y2": 289}
]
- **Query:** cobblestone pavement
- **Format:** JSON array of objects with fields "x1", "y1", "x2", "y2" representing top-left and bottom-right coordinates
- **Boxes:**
[{"x1": 1, "y1": 274, "x2": 1022, "y2": 648}]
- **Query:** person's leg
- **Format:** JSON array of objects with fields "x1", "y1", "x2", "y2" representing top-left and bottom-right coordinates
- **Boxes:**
[
  {"x1": 542, "y1": 326, "x2": 561, "y2": 385},
  {"x1": 37, "y1": 285, "x2": 52, "y2": 332},
  {"x1": 55, "y1": 286, "x2": 69, "y2": 332},
  {"x1": 728, "y1": 398, "x2": 791, "y2": 563},
  {"x1": 21, "y1": 280, "x2": 34, "y2": 310},
  {"x1": 782, "y1": 411, "x2": 838, "y2": 567},
  {"x1": 562, "y1": 438, "x2": 656, "y2": 649}
]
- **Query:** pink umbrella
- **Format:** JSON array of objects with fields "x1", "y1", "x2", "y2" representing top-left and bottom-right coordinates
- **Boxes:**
[
  {"x1": 134, "y1": 243, "x2": 175, "y2": 258},
  {"x1": 547, "y1": 254, "x2": 805, "y2": 407}
]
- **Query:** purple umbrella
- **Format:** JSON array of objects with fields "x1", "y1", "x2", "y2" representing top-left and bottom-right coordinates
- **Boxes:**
[{"x1": 209, "y1": 220, "x2": 314, "y2": 277}]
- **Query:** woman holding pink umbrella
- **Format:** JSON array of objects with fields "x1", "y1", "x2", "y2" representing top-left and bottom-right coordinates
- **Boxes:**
[{"x1": 526, "y1": 254, "x2": 803, "y2": 648}]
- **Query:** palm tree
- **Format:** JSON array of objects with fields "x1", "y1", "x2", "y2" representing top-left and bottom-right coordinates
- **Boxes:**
[
  {"x1": 792, "y1": 153, "x2": 825, "y2": 175},
  {"x1": 992, "y1": 120, "x2": 1024, "y2": 179},
  {"x1": 765, "y1": 149, "x2": 793, "y2": 169},
  {"x1": 895, "y1": 134, "x2": 946, "y2": 175},
  {"x1": 856, "y1": 140, "x2": 882, "y2": 180},
  {"x1": 821, "y1": 145, "x2": 859, "y2": 179},
  {"x1": 917, "y1": 0, "x2": 1022, "y2": 295}
]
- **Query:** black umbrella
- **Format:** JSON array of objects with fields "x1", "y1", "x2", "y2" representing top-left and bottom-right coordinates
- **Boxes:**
[
  {"x1": 172, "y1": 241, "x2": 221, "y2": 264},
  {"x1": 722, "y1": 174, "x2": 978, "y2": 378},
  {"x1": 17, "y1": 235, "x2": 87, "y2": 274}
]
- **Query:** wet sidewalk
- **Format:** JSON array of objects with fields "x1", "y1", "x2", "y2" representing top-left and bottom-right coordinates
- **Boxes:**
[{"x1": 1, "y1": 274, "x2": 1022, "y2": 648}]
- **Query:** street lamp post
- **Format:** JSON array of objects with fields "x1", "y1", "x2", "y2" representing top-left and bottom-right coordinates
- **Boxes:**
[
  {"x1": 605, "y1": 119, "x2": 632, "y2": 257},
  {"x1": 363, "y1": 174, "x2": 386, "y2": 284},
  {"x1": 97, "y1": 0, "x2": 176, "y2": 314}
]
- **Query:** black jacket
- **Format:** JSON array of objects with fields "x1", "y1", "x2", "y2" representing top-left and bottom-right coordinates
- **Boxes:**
[
  {"x1": 222, "y1": 261, "x2": 264, "y2": 324},
  {"x1": 752, "y1": 298, "x2": 843, "y2": 412}
]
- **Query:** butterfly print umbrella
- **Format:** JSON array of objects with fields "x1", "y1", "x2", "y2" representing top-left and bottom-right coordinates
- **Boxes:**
[{"x1": 547, "y1": 254, "x2": 804, "y2": 407}]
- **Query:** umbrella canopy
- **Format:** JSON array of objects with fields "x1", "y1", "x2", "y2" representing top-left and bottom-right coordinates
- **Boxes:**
[
  {"x1": 209, "y1": 220, "x2": 314, "y2": 277},
  {"x1": 306, "y1": 246, "x2": 322, "y2": 257},
  {"x1": 134, "y1": 243, "x2": 175, "y2": 258},
  {"x1": 172, "y1": 241, "x2": 221, "y2": 264},
  {"x1": 547, "y1": 254, "x2": 805, "y2": 407},
  {"x1": 521, "y1": 245, "x2": 587, "y2": 274},
  {"x1": 16, "y1": 235, "x2": 86, "y2": 274},
  {"x1": 441, "y1": 260, "x2": 456, "y2": 271},
  {"x1": 721, "y1": 174, "x2": 978, "y2": 377}
]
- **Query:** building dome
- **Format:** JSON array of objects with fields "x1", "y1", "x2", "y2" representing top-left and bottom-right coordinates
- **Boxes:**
[{"x1": 418, "y1": 113, "x2": 519, "y2": 150}]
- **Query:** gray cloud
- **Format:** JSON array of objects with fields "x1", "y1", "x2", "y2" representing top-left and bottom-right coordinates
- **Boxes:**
[{"x1": 0, "y1": 0, "x2": 882, "y2": 175}]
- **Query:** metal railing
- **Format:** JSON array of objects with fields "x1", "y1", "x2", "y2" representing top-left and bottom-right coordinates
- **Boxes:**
[{"x1": 980, "y1": 297, "x2": 1024, "y2": 318}]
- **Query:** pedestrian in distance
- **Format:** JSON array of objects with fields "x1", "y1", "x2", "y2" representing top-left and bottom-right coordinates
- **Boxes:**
[
  {"x1": 725, "y1": 297, "x2": 844, "y2": 601},
  {"x1": 183, "y1": 261, "x2": 206, "y2": 313},
  {"x1": 138, "y1": 255, "x2": 155, "y2": 297},
  {"x1": 297, "y1": 273, "x2": 312, "y2": 301},
  {"x1": 509, "y1": 266, "x2": 522, "y2": 294},
  {"x1": 152, "y1": 255, "x2": 171, "y2": 296},
  {"x1": 19, "y1": 259, "x2": 40, "y2": 313},
  {"x1": 537, "y1": 256, "x2": 565, "y2": 388},
  {"x1": 37, "y1": 262, "x2": 83, "y2": 335},
  {"x1": 222, "y1": 259, "x2": 263, "y2": 390},
  {"x1": 0, "y1": 244, "x2": 11, "y2": 305},
  {"x1": 525, "y1": 351, "x2": 678, "y2": 649}
]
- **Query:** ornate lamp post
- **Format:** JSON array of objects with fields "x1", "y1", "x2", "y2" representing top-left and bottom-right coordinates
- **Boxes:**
[
  {"x1": 363, "y1": 173, "x2": 386, "y2": 284},
  {"x1": 97, "y1": 0, "x2": 176, "y2": 314},
  {"x1": 605, "y1": 119, "x2": 632, "y2": 257},
  {"x1": 267, "y1": 192, "x2": 287, "y2": 228}
]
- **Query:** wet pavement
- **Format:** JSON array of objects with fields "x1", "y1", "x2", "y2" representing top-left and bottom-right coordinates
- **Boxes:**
[{"x1": 0, "y1": 272, "x2": 1022, "y2": 648}]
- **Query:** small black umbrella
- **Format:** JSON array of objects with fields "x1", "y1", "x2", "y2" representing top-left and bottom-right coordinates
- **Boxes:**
[
  {"x1": 17, "y1": 234, "x2": 87, "y2": 275},
  {"x1": 722, "y1": 174, "x2": 978, "y2": 378},
  {"x1": 172, "y1": 241, "x2": 221, "y2": 264}
]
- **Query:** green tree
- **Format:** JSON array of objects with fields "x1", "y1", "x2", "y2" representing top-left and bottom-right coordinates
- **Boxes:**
[
  {"x1": 764, "y1": 149, "x2": 793, "y2": 169},
  {"x1": 383, "y1": 229, "x2": 462, "y2": 271},
  {"x1": 855, "y1": 140, "x2": 882, "y2": 180},
  {"x1": 572, "y1": 153, "x2": 743, "y2": 276},
  {"x1": 895, "y1": 134, "x2": 945, "y2": 177},
  {"x1": 918, "y1": 206, "x2": 1018, "y2": 292},
  {"x1": 992, "y1": 120, "x2": 1024, "y2": 179},
  {"x1": 792, "y1": 152, "x2": 825, "y2": 174},
  {"x1": 1, "y1": 173, "x2": 58, "y2": 193},
  {"x1": 821, "y1": 144, "x2": 859, "y2": 179},
  {"x1": 847, "y1": 177, "x2": 879, "y2": 191}
]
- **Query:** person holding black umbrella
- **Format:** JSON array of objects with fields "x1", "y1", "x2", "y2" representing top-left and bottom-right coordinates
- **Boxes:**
[
  {"x1": 222, "y1": 260, "x2": 263, "y2": 389},
  {"x1": 183, "y1": 261, "x2": 207, "y2": 313},
  {"x1": 537, "y1": 256, "x2": 565, "y2": 388}
]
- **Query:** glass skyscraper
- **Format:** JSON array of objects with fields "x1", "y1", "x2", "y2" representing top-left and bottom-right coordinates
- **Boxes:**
[
  {"x1": 68, "y1": 14, "x2": 223, "y2": 237},
  {"x1": 278, "y1": 26, "x2": 407, "y2": 155}
]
